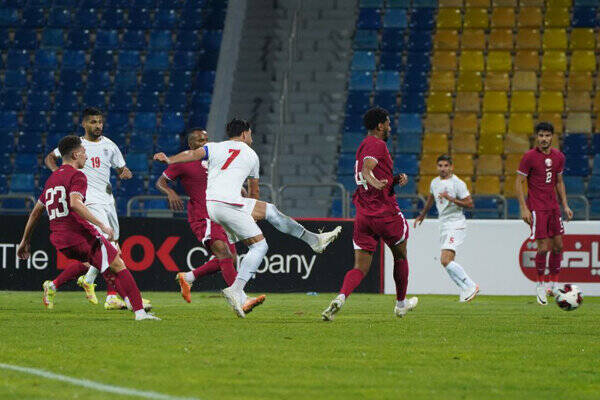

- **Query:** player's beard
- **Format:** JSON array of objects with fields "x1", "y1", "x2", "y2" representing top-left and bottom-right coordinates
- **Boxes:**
[{"x1": 88, "y1": 130, "x2": 102, "y2": 139}]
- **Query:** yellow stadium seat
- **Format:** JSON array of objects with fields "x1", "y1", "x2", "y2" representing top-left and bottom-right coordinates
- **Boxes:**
[
  {"x1": 520, "y1": 0, "x2": 543, "y2": 6},
  {"x1": 480, "y1": 113, "x2": 506, "y2": 135},
  {"x1": 508, "y1": 113, "x2": 534, "y2": 134},
  {"x1": 545, "y1": 7, "x2": 570, "y2": 28},
  {"x1": 505, "y1": 132, "x2": 531, "y2": 153},
  {"x1": 505, "y1": 154, "x2": 523, "y2": 175},
  {"x1": 567, "y1": 72, "x2": 592, "y2": 91},
  {"x1": 546, "y1": 0, "x2": 571, "y2": 7},
  {"x1": 474, "y1": 175, "x2": 501, "y2": 194},
  {"x1": 537, "y1": 113, "x2": 563, "y2": 134},
  {"x1": 565, "y1": 113, "x2": 592, "y2": 133},
  {"x1": 457, "y1": 71, "x2": 482, "y2": 91},
  {"x1": 595, "y1": 118, "x2": 600, "y2": 133},
  {"x1": 514, "y1": 50, "x2": 540, "y2": 71},
  {"x1": 461, "y1": 29, "x2": 486, "y2": 49},
  {"x1": 464, "y1": 8, "x2": 489, "y2": 29},
  {"x1": 477, "y1": 155, "x2": 503, "y2": 175},
  {"x1": 512, "y1": 71, "x2": 537, "y2": 91},
  {"x1": 418, "y1": 175, "x2": 437, "y2": 197},
  {"x1": 542, "y1": 29, "x2": 567, "y2": 50},
  {"x1": 420, "y1": 154, "x2": 440, "y2": 175},
  {"x1": 452, "y1": 154, "x2": 475, "y2": 175},
  {"x1": 493, "y1": 0, "x2": 517, "y2": 5},
  {"x1": 594, "y1": 94, "x2": 600, "y2": 112},
  {"x1": 455, "y1": 92, "x2": 480, "y2": 112},
  {"x1": 424, "y1": 113, "x2": 451, "y2": 133},
  {"x1": 437, "y1": 8, "x2": 462, "y2": 29},
  {"x1": 566, "y1": 92, "x2": 591, "y2": 112},
  {"x1": 432, "y1": 51, "x2": 458, "y2": 71},
  {"x1": 423, "y1": 133, "x2": 449, "y2": 154},
  {"x1": 503, "y1": 175, "x2": 523, "y2": 198},
  {"x1": 452, "y1": 133, "x2": 477, "y2": 153},
  {"x1": 427, "y1": 92, "x2": 453, "y2": 113},
  {"x1": 539, "y1": 71, "x2": 565, "y2": 91},
  {"x1": 466, "y1": 0, "x2": 490, "y2": 6},
  {"x1": 434, "y1": 29, "x2": 460, "y2": 50},
  {"x1": 538, "y1": 91, "x2": 564, "y2": 112},
  {"x1": 488, "y1": 29, "x2": 514, "y2": 50},
  {"x1": 483, "y1": 91, "x2": 508, "y2": 112},
  {"x1": 491, "y1": 8, "x2": 515, "y2": 28},
  {"x1": 484, "y1": 72, "x2": 510, "y2": 91},
  {"x1": 570, "y1": 50, "x2": 596, "y2": 72},
  {"x1": 459, "y1": 51, "x2": 484, "y2": 71},
  {"x1": 515, "y1": 29, "x2": 540, "y2": 49},
  {"x1": 570, "y1": 29, "x2": 595, "y2": 50},
  {"x1": 542, "y1": 51, "x2": 566, "y2": 71},
  {"x1": 452, "y1": 113, "x2": 478, "y2": 134},
  {"x1": 439, "y1": 0, "x2": 463, "y2": 6},
  {"x1": 510, "y1": 91, "x2": 536, "y2": 112},
  {"x1": 487, "y1": 51, "x2": 512, "y2": 71},
  {"x1": 430, "y1": 71, "x2": 456, "y2": 91},
  {"x1": 517, "y1": 7, "x2": 542, "y2": 28}
]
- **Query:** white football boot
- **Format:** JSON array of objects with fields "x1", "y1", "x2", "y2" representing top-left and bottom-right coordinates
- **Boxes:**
[
  {"x1": 394, "y1": 297, "x2": 419, "y2": 317},
  {"x1": 222, "y1": 287, "x2": 245, "y2": 318},
  {"x1": 311, "y1": 226, "x2": 342, "y2": 254},
  {"x1": 536, "y1": 285, "x2": 548, "y2": 305},
  {"x1": 459, "y1": 284, "x2": 479, "y2": 303},
  {"x1": 321, "y1": 294, "x2": 345, "y2": 321}
]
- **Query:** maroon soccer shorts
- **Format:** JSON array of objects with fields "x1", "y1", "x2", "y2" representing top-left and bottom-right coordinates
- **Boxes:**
[
  {"x1": 190, "y1": 218, "x2": 236, "y2": 254},
  {"x1": 530, "y1": 209, "x2": 564, "y2": 240},
  {"x1": 58, "y1": 236, "x2": 119, "y2": 272},
  {"x1": 352, "y1": 211, "x2": 409, "y2": 252}
]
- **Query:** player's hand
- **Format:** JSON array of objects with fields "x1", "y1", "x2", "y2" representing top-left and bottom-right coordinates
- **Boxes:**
[
  {"x1": 119, "y1": 167, "x2": 132, "y2": 180},
  {"x1": 16, "y1": 241, "x2": 30, "y2": 260},
  {"x1": 440, "y1": 191, "x2": 454, "y2": 202},
  {"x1": 100, "y1": 225, "x2": 115, "y2": 242},
  {"x1": 521, "y1": 208, "x2": 533, "y2": 225},
  {"x1": 167, "y1": 193, "x2": 184, "y2": 211},
  {"x1": 413, "y1": 214, "x2": 425, "y2": 228},
  {"x1": 564, "y1": 206, "x2": 574, "y2": 221},
  {"x1": 371, "y1": 178, "x2": 388, "y2": 190},
  {"x1": 153, "y1": 153, "x2": 170, "y2": 164},
  {"x1": 394, "y1": 173, "x2": 408, "y2": 187}
]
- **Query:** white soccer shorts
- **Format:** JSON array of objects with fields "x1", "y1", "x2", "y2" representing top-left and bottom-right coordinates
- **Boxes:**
[
  {"x1": 206, "y1": 198, "x2": 262, "y2": 243},
  {"x1": 439, "y1": 227, "x2": 466, "y2": 252},
  {"x1": 87, "y1": 202, "x2": 120, "y2": 241}
]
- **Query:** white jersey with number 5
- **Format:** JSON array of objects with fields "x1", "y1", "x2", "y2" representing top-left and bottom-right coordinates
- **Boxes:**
[
  {"x1": 430, "y1": 174, "x2": 470, "y2": 229},
  {"x1": 203, "y1": 140, "x2": 260, "y2": 206},
  {"x1": 53, "y1": 136, "x2": 125, "y2": 205}
]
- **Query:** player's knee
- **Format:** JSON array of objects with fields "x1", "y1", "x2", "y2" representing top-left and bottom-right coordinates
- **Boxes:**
[
  {"x1": 109, "y1": 256, "x2": 126, "y2": 273},
  {"x1": 552, "y1": 244, "x2": 563, "y2": 253},
  {"x1": 250, "y1": 239, "x2": 268, "y2": 255},
  {"x1": 212, "y1": 241, "x2": 232, "y2": 259}
]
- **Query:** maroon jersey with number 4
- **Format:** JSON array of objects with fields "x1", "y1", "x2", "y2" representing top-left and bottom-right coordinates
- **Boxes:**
[
  {"x1": 38, "y1": 164, "x2": 101, "y2": 249},
  {"x1": 517, "y1": 147, "x2": 565, "y2": 211},
  {"x1": 162, "y1": 160, "x2": 209, "y2": 223},
  {"x1": 352, "y1": 135, "x2": 400, "y2": 218}
]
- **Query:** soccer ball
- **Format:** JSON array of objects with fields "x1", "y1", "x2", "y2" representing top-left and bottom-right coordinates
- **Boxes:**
[{"x1": 555, "y1": 284, "x2": 583, "y2": 311}]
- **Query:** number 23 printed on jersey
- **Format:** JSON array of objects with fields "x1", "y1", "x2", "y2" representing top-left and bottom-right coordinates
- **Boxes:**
[{"x1": 45, "y1": 186, "x2": 69, "y2": 220}]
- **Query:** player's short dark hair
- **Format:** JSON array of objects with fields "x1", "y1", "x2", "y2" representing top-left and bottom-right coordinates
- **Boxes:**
[
  {"x1": 186, "y1": 127, "x2": 205, "y2": 138},
  {"x1": 363, "y1": 107, "x2": 389, "y2": 130},
  {"x1": 82, "y1": 107, "x2": 103, "y2": 120},
  {"x1": 535, "y1": 122, "x2": 554, "y2": 135},
  {"x1": 226, "y1": 118, "x2": 250, "y2": 138},
  {"x1": 58, "y1": 135, "x2": 82, "y2": 159},
  {"x1": 437, "y1": 154, "x2": 453, "y2": 164}
]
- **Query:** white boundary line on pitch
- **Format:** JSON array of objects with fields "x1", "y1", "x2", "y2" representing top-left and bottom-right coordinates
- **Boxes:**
[{"x1": 0, "y1": 363, "x2": 201, "y2": 400}]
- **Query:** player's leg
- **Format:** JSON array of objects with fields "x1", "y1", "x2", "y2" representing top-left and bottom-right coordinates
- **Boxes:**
[
  {"x1": 76, "y1": 262, "x2": 98, "y2": 304},
  {"x1": 440, "y1": 229, "x2": 478, "y2": 302},
  {"x1": 548, "y1": 234, "x2": 563, "y2": 296},
  {"x1": 42, "y1": 260, "x2": 88, "y2": 309},
  {"x1": 534, "y1": 236, "x2": 551, "y2": 305},
  {"x1": 251, "y1": 200, "x2": 341, "y2": 253},
  {"x1": 388, "y1": 240, "x2": 418, "y2": 317}
]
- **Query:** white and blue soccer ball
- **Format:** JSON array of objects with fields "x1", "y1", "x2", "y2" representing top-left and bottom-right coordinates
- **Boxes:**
[{"x1": 555, "y1": 284, "x2": 583, "y2": 311}]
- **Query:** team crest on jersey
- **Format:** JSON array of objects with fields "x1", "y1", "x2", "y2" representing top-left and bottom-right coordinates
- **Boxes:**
[
  {"x1": 545, "y1": 158, "x2": 552, "y2": 167},
  {"x1": 201, "y1": 160, "x2": 208, "y2": 169}
]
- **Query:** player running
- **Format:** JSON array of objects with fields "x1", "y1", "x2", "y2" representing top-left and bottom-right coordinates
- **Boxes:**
[
  {"x1": 516, "y1": 122, "x2": 573, "y2": 305},
  {"x1": 154, "y1": 118, "x2": 342, "y2": 318},
  {"x1": 155, "y1": 128, "x2": 265, "y2": 313},
  {"x1": 413, "y1": 154, "x2": 479, "y2": 302},
  {"x1": 18, "y1": 135, "x2": 159, "y2": 320},
  {"x1": 321, "y1": 107, "x2": 418, "y2": 321},
  {"x1": 44, "y1": 107, "x2": 147, "y2": 311}
]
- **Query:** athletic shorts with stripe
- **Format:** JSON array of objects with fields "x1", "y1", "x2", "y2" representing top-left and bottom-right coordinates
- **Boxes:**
[
  {"x1": 190, "y1": 218, "x2": 237, "y2": 254},
  {"x1": 353, "y1": 211, "x2": 409, "y2": 252},
  {"x1": 530, "y1": 209, "x2": 564, "y2": 240},
  {"x1": 57, "y1": 236, "x2": 118, "y2": 273}
]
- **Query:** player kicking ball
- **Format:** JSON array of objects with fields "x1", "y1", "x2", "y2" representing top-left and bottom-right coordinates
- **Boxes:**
[
  {"x1": 322, "y1": 107, "x2": 418, "y2": 321},
  {"x1": 515, "y1": 122, "x2": 573, "y2": 305},
  {"x1": 154, "y1": 118, "x2": 342, "y2": 318},
  {"x1": 155, "y1": 128, "x2": 265, "y2": 313},
  {"x1": 413, "y1": 154, "x2": 479, "y2": 302},
  {"x1": 18, "y1": 136, "x2": 159, "y2": 321}
]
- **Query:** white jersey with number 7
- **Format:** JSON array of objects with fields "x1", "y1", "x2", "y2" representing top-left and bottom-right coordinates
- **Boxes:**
[{"x1": 203, "y1": 140, "x2": 260, "y2": 206}]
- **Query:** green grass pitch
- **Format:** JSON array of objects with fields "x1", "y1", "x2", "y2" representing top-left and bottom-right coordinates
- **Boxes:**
[{"x1": 0, "y1": 291, "x2": 598, "y2": 400}]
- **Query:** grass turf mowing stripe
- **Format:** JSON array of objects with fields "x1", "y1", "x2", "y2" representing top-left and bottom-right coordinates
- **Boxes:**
[{"x1": 0, "y1": 363, "x2": 200, "y2": 400}]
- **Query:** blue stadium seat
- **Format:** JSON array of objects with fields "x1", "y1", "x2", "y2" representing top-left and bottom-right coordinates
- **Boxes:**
[
  {"x1": 21, "y1": 111, "x2": 47, "y2": 133},
  {"x1": 337, "y1": 153, "x2": 356, "y2": 174},
  {"x1": 35, "y1": 49, "x2": 58, "y2": 69},
  {"x1": 400, "y1": 91, "x2": 425, "y2": 113},
  {"x1": 14, "y1": 153, "x2": 39, "y2": 173},
  {"x1": 150, "y1": 162, "x2": 167, "y2": 176},
  {"x1": 120, "y1": 29, "x2": 146, "y2": 49},
  {"x1": 570, "y1": 196, "x2": 589, "y2": 220},
  {"x1": 136, "y1": 91, "x2": 160, "y2": 112},
  {"x1": 12, "y1": 29, "x2": 38, "y2": 49},
  {"x1": 407, "y1": 30, "x2": 433, "y2": 51},
  {"x1": 591, "y1": 134, "x2": 600, "y2": 155},
  {"x1": 62, "y1": 50, "x2": 86, "y2": 71},
  {"x1": 353, "y1": 30, "x2": 378, "y2": 50},
  {"x1": 6, "y1": 49, "x2": 31, "y2": 69},
  {"x1": 394, "y1": 154, "x2": 419, "y2": 175},
  {"x1": 194, "y1": 71, "x2": 216, "y2": 91},
  {"x1": 133, "y1": 112, "x2": 157, "y2": 134},
  {"x1": 349, "y1": 71, "x2": 374, "y2": 91},
  {"x1": 397, "y1": 114, "x2": 422, "y2": 135},
  {"x1": 30, "y1": 70, "x2": 56, "y2": 91},
  {"x1": 0, "y1": 28, "x2": 9, "y2": 49},
  {"x1": 10, "y1": 173, "x2": 35, "y2": 192},
  {"x1": 168, "y1": 71, "x2": 193, "y2": 91},
  {"x1": 163, "y1": 90, "x2": 187, "y2": 111},
  {"x1": 101, "y1": 8, "x2": 126, "y2": 29},
  {"x1": 154, "y1": 9, "x2": 178, "y2": 28},
  {"x1": 346, "y1": 100, "x2": 370, "y2": 115},
  {"x1": 397, "y1": 177, "x2": 418, "y2": 196},
  {"x1": 347, "y1": 90, "x2": 371, "y2": 108},
  {"x1": 86, "y1": 70, "x2": 112, "y2": 91},
  {"x1": 196, "y1": 51, "x2": 219, "y2": 71},
  {"x1": 129, "y1": 134, "x2": 155, "y2": 153},
  {"x1": 0, "y1": 8, "x2": 19, "y2": 27},
  {"x1": 505, "y1": 198, "x2": 519, "y2": 219},
  {"x1": 0, "y1": 174, "x2": 7, "y2": 192},
  {"x1": 156, "y1": 134, "x2": 181, "y2": 153},
  {"x1": 0, "y1": 111, "x2": 19, "y2": 133},
  {"x1": 564, "y1": 155, "x2": 590, "y2": 176},
  {"x1": 45, "y1": 133, "x2": 62, "y2": 150},
  {"x1": 66, "y1": 29, "x2": 92, "y2": 49},
  {"x1": 82, "y1": 89, "x2": 106, "y2": 110},
  {"x1": 403, "y1": 78, "x2": 428, "y2": 93},
  {"x1": 174, "y1": 30, "x2": 200, "y2": 50},
  {"x1": 592, "y1": 154, "x2": 600, "y2": 175},
  {"x1": 90, "y1": 49, "x2": 115, "y2": 70},
  {"x1": 360, "y1": 0, "x2": 384, "y2": 6},
  {"x1": 587, "y1": 175, "x2": 600, "y2": 197},
  {"x1": 381, "y1": 29, "x2": 405, "y2": 52},
  {"x1": 0, "y1": 89, "x2": 23, "y2": 111},
  {"x1": 3, "y1": 70, "x2": 27, "y2": 90},
  {"x1": 144, "y1": 52, "x2": 169, "y2": 70},
  {"x1": 413, "y1": 0, "x2": 438, "y2": 7},
  {"x1": 114, "y1": 70, "x2": 138, "y2": 91},
  {"x1": 395, "y1": 132, "x2": 422, "y2": 153},
  {"x1": 590, "y1": 199, "x2": 600, "y2": 219},
  {"x1": 48, "y1": 111, "x2": 75, "y2": 133},
  {"x1": 104, "y1": 112, "x2": 130, "y2": 135},
  {"x1": 406, "y1": 52, "x2": 431, "y2": 71},
  {"x1": 26, "y1": 90, "x2": 51, "y2": 111},
  {"x1": 330, "y1": 198, "x2": 344, "y2": 218},
  {"x1": 149, "y1": 30, "x2": 173, "y2": 50},
  {"x1": 125, "y1": 153, "x2": 149, "y2": 173},
  {"x1": 384, "y1": 8, "x2": 408, "y2": 28},
  {"x1": 20, "y1": 7, "x2": 46, "y2": 27},
  {"x1": 203, "y1": 8, "x2": 226, "y2": 30},
  {"x1": 376, "y1": 70, "x2": 401, "y2": 91},
  {"x1": 191, "y1": 92, "x2": 212, "y2": 113},
  {"x1": 562, "y1": 134, "x2": 589, "y2": 154},
  {"x1": 179, "y1": 8, "x2": 205, "y2": 29},
  {"x1": 409, "y1": 8, "x2": 435, "y2": 30},
  {"x1": 41, "y1": 29, "x2": 65, "y2": 48},
  {"x1": 47, "y1": 7, "x2": 71, "y2": 27},
  {"x1": 351, "y1": 51, "x2": 376, "y2": 71},
  {"x1": 572, "y1": 7, "x2": 598, "y2": 27},
  {"x1": 80, "y1": 0, "x2": 104, "y2": 7},
  {"x1": 341, "y1": 133, "x2": 364, "y2": 153},
  {"x1": 108, "y1": 90, "x2": 134, "y2": 112},
  {"x1": 140, "y1": 71, "x2": 166, "y2": 92},
  {"x1": 17, "y1": 133, "x2": 43, "y2": 153},
  {"x1": 74, "y1": 8, "x2": 100, "y2": 28},
  {"x1": 575, "y1": 0, "x2": 600, "y2": 5},
  {"x1": 57, "y1": 70, "x2": 84, "y2": 92},
  {"x1": 159, "y1": 112, "x2": 185, "y2": 135},
  {"x1": 118, "y1": 50, "x2": 142, "y2": 70},
  {"x1": 158, "y1": 0, "x2": 186, "y2": 8},
  {"x1": 343, "y1": 114, "x2": 364, "y2": 133},
  {"x1": 562, "y1": 176, "x2": 585, "y2": 194},
  {"x1": 172, "y1": 51, "x2": 198, "y2": 70},
  {"x1": 373, "y1": 91, "x2": 398, "y2": 113},
  {"x1": 127, "y1": 8, "x2": 152, "y2": 29},
  {"x1": 357, "y1": 8, "x2": 382, "y2": 30},
  {"x1": 379, "y1": 51, "x2": 402, "y2": 70},
  {"x1": 337, "y1": 175, "x2": 356, "y2": 192},
  {"x1": 118, "y1": 175, "x2": 147, "y2": 197},
  {"x1": 95, "y1": 29, "x2": 119, "y2": 49}
]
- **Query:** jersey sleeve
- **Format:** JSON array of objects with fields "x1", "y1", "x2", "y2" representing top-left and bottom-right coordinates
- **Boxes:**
[
  {"x1": 53, "y1": 147, "x2": 61, "y2": 158},
  {"x1": 517, "y1": 153, "x2": 531, "y2": 176},
  {"x1": 69, "y1": 171, "x2": 88, "y2": 201},
  {"x1": 361, "y1": 140, "x2": 388, "y2": 164},
  {"x1": 162, "y1": 163, "x2": 181, "y2": 181},
  {"x1": 110, "y1": 143, "x2": 126, "y2": 169},
  {"x1": 201, "y1": 143, "x2": 212, "y2": 161},
  {"x1": 249, "y1": 154, "x2": 260, "y2": 178},
  {"x1": 557, "y1": 152, "x2": 565, "y2": 174},
  {"x1": 456, "y1": 179, "x2": 470, "y2": 199}
]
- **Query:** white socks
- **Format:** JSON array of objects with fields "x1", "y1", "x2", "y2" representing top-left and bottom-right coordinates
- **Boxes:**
[
  {"x1": 184, "y1": 271, "x2": 195, "y2": 284},
  {"x1": 232, "y1": 240, "x2": 269, "y2": 291},
  {"x1": 396, "y1": 300, "x2": 405, "y2": 308},
  {"x1": 84, "y1": 266, "x2": 99, "y2": 285},
  {"x1": 446, "y1": 261, "x2": 475, "y2": 289},
  {"x1": 265, "y1": 203, "x2": 319, "y2": 248}
]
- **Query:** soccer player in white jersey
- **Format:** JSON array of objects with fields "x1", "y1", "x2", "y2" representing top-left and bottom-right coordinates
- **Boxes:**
[
  {"x1": 414, "y1": 154, "x2": 479, "y2": 302},
  {"x1": 45, "y1": 107, "x2": 148, "y2": 311},
  {"x1": 154, "y1": 118, "x2": 342, "y2": 318}
]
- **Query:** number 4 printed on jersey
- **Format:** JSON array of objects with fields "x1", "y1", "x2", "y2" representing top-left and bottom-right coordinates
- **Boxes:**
[
  {"x1": 354, "y1": 161, "x2": 368, "y2": 189},
  {"x1": 222, "y1": 149, "x2": 241, "y2": 170}
]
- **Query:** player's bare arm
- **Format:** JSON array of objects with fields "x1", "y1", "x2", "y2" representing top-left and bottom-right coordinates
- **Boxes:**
[
  {"x1": 115, "y1": 166, "x2": 132, "y2": 180},
  {"x1": 155, "y1": 175, "x2": 184, "y2": 211},
  {"x1": 153, "y1": 147, "x2": 207, "y2": 165},
  {"x1": 515, "y1": 173, "x2": 532, "y2": 225},
  {"x1": 393, "y1": 173, "x2": 408, "y2": 187},
  {"x1": 414, "y1": 194, "x2": 434, "y2": 228},
  {"x1": 247, "y1": 178, "x2": 260, "y2": 200},
  {"x1": 44, "y1": 151, "x2": 60, "y2": 172},
  {"x1": 362, "y1": 158, "x2": 387, "y2": 190},
  {"x1": 16, "y1": 201, "x2": 45, "y2": 259},
  {"x1": 70, "y1": 193, "x2": 114, "y2": 241},
  {"x1": 440, "y1": 191, "x2": 474, "y2": 209},
  {"x1": 555, "y1": 173, "x2": 573, "y2": 221}
]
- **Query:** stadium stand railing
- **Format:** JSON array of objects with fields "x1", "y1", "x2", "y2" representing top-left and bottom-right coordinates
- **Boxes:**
[{"x1": 279, "y1": 183, "x2": 349, "y2": 218}]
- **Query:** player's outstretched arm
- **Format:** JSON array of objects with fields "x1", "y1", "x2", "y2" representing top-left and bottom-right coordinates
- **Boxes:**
[
  {"x1": 44, "y1": 151, "x2": 60, "y2": 172},
  {"x1": 247, "y1": 178, "x2": 260, "y2": 200},
  {"x1": 153, "y1": 148, "x2": 206, "y2": 165},
  {"x1": 361, "y1": 158, "x2": 388, "y2": 190},
  {"x1": 414, "y1": 194, "x2": 434, "y2": 228},
  {"x1": 155, "y1": 175, "x2": 184, "y2": 211},
  {"x1": 515, "y1": 173, "x2": 532, "y2": 225},
  {"x1": 115, "y1": 166, "x2": 133, "y2": 180},
  {"x1": 556, "y1": 173, "x2": 573, "y2": 221},
  {"x1": 70, "y1": 194, "x2": 114, "y2": 241},
  {"x1": 17, "y1": 201, "x2": 45, "y2": 259}
]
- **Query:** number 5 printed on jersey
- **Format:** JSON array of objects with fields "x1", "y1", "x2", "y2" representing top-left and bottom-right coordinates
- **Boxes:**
[{"x1": 222, "y1": 149, "x2": 241, "y2": 170}]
